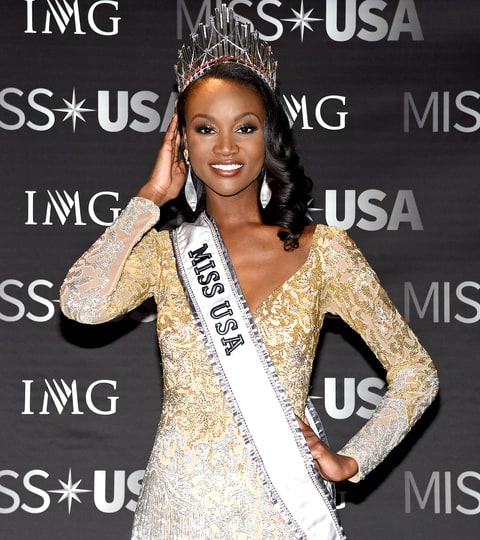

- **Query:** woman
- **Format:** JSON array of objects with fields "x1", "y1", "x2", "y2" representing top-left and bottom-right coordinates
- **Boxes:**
[{"x1": 60, "y1": 6, "x2": 438, "y2": 539}]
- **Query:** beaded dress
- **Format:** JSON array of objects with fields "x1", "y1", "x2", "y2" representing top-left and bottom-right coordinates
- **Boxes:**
[{"x1": 60, "y1": 197, "x2": 438, "y2": 539}]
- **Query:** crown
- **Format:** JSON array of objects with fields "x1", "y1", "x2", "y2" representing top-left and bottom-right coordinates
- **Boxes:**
[{"x1": 175, "y1": 4, "x2": 277, "y2": 93}]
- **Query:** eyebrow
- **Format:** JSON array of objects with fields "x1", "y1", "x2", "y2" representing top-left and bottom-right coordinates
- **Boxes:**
[{"x1": 190, "y1": 112, "x2": 262, "y2": 122}]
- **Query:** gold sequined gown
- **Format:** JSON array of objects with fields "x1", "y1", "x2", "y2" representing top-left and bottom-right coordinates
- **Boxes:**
[{"x1": 60, "y1": 198, "x2": 438, "y2": 539}]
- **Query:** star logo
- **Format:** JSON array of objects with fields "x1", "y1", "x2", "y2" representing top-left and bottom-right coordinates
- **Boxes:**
[
  {"x1": 305, "y1": 199, "x2": 324, "y2": 222},
  {"x1": 54, "y1": 89, "x2": 95, "y2": 132},
  {"x1": 282, "y1": 1, "x2": 323, "y2": 42},
  {"x1": 49, "y1": 468, "x2": 92, "y2": 514}
]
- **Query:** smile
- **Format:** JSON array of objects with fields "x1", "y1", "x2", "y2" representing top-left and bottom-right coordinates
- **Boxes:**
[{"x1": 211, "y1": 163, "x2": 243, "y2": 171}]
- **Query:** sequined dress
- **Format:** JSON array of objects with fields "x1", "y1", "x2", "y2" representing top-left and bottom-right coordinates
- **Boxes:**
[{"x1": 60, "y1": 198, "x2": 438, "y2": 540}]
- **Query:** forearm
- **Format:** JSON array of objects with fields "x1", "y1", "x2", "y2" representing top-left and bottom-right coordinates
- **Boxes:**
[
  {"x1": 338, "y1": 359, "x2": 438, "y2": 482},
  {"x1": 59, "y1": 197, "x2": 160, "y2": 324}
]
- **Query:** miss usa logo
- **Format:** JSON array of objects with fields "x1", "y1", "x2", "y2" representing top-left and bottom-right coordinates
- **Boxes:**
[
  {"x1": 0, "y1": 468, "x2": 143, "y2": 514},
  {"x1": 177, "y1": 0, "x2": 424, "y2": 42},
  {"x1": 405, "y1": 471, "x2": 480, "y2": 515},
  {"x1": 0, "y1": 87, "x2": 177, "y2": 133}
]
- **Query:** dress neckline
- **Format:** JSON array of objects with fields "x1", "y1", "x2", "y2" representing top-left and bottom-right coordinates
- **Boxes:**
[
  {"x1": 200, "y1": 211, "x2": 319, "y2": 317},
  {"x1": 250, "y1": 227, "x2": 318, "y2": 317}
]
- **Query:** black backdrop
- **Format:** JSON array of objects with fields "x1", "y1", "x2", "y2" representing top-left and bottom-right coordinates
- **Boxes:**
[{"x1": 1, "y1": 1, "x2": 479, "y2": 538}]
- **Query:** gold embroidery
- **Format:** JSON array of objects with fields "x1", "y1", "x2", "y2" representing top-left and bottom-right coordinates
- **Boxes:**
[{"x1": 60, "y1": 199, "x2": 438, "y2": 535}]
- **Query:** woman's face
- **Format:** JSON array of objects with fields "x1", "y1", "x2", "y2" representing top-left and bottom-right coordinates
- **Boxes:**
[{"x1": 183, "y1": 77, "x2": 266, "y2": 202}]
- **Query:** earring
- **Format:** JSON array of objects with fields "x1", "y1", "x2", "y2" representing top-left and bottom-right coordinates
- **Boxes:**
[
  {"x1": 183, "y1": 149, "x2": 197, "y2": 212},
  {"x1": 259, "y1": 172, "x2": 272, "y2": 208}
]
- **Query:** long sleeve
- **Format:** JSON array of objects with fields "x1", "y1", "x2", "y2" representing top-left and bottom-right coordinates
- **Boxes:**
[
  {"x1": 59, "y1": 197, "x2": 161, "y2": 324},
  {"x1": 321, "y1": 228, "x2": 439, "y2": 482}
]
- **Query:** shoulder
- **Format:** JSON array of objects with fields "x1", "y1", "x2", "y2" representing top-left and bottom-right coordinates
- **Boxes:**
[
  {"x1": 152, "y1": 228, "x2": 174, "y2": 256},
  {"x1": 132, "y1": 227, "x2": 172, "y2": 258},
  {"x1": 153, "y1": 228, "x2": 172, "y2": 246},
  {"x1": 310, "y1": 224, "x2": 371, "y2": 272},
  {"x1": 310, "y1": 224, "x2": 355, "y2": 252}
]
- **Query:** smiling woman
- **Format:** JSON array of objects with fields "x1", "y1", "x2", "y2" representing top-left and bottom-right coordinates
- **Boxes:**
[
  {"x1": 183, "y1": 77, "x2": 265, "y2": 202},
  {"x1": 59, "y1": 5, "x2": 438, "y2": 539}
]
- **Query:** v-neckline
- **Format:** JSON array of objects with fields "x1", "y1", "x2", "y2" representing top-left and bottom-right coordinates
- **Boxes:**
[
  {"x1": 222, "y1": 225, "x2": 318, "y2": 317},
  {"x1": 249, "y1": 239, "x2": 316, "y2": 316},
  {"x1": 202, "y1": 211, "x2": 318, "y2": 317}
]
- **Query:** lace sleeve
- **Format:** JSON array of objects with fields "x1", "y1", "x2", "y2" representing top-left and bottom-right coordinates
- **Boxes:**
[
  {"x1": 59, "y1": 197, "x2": 161, "y2": 324},
  {"x1": 322, "y1": 228, "x2": 439, "y2": 482}
]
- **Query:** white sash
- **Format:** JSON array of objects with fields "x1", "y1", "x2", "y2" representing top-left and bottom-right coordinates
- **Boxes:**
[{"x1": 171, "y1": 212, "x2": 346, "y2": 540}]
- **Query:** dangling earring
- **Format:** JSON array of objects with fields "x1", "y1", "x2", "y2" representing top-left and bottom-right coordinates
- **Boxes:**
[
  {"x1": 183, "y1": 149, "x2": 197, "y2": 212},
  {"x1": 259, "y1": 171, "x2": 272, "y2": 208}
]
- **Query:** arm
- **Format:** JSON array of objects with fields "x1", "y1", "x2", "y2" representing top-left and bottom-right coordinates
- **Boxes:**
[
  {"x1": 323, "y1": 228, "x2": 439, "y2": 482},
  {"x1": 59, "y1": 198, "x2": 160, "y2": 324},
  {"x1": 60, "y1": 113, "x2": 187, "y2": 324}
]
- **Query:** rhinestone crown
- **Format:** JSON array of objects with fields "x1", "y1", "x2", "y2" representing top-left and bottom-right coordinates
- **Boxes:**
[{"x1": 175, "y1": 4, "x2": 277, "y2": 93}]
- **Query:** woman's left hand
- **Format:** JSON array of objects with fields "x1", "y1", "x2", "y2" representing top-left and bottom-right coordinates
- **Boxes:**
[{"x1": 296, "y1": 416, "x2": 358, "y2": 482}]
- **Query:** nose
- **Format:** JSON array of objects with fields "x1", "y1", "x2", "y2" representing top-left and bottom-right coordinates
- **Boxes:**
[{"x1": 214, "y1": 132, "x2": 238, "y2": 156}]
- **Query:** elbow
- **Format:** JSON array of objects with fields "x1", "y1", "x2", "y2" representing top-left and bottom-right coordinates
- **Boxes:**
[
  {"x1": 60, "y1": 302, "x2": 108, "y2": 325},
  {"x1": 414, "y1": 360, "x2": 439, "y2": 414},
  {"x1": 58, "y1": 284, "x2": 104, "y2": 325},
  {"x1": 426, "y1": 363, "x2": 440, "y2": 404},
  {"x1": 59, "y1": 297, "x2": 92, "y2": 325},
  {"x1": 59, "y1": 283, "x2": 76, "y2": 321}
]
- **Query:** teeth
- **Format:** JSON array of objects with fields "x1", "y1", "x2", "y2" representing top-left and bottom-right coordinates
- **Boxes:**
[{"x1": 211, "y1": 163, "x2": 243, "y2": 171}]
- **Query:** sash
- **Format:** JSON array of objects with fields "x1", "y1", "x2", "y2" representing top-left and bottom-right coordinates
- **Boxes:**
[{"x1": 171, "y1": 212, "x2": 346, "y2": 540}]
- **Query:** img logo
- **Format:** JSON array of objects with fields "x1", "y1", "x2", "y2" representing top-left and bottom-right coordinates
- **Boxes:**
[
  {"x1": 283, "y1": 95, "x2": 348, "y2": 131},
  {"x1": 22, "y1": 379, "x2": 119, "y2": 416},
  {"x1": 25, "y1": 190, "x2": 122, "y2": 226},
  {"x1": 24, "y1": 0, "x2": 121, "y2": 36}
]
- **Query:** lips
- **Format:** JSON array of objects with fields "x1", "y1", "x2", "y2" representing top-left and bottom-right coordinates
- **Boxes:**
[{"x1": 211, "y1": 162, "x2": 243, "y2": 171}]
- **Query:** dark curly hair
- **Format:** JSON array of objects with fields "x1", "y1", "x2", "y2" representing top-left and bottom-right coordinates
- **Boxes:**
[{"x1": 160, "y1": 62, "x2": 313, "y2": 250}]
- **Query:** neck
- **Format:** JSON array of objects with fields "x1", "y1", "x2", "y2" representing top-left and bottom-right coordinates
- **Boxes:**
[{"x1": 205, "y1": 188, "x2": 262, "y2": 230}]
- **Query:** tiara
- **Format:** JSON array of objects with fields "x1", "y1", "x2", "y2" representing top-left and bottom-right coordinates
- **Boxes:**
[{"x1": 175, "y1": 4, "x2": 277, "y2": 93}]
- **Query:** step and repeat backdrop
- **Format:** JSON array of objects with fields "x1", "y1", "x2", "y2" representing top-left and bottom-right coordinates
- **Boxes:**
[{"x1": 1, "y1": 1, "x2": 479, "y2": 539}]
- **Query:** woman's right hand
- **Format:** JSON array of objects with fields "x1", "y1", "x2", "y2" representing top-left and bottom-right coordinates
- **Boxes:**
[{"x1": 136, "y1": 113, "x2": 187, "y2": 207}]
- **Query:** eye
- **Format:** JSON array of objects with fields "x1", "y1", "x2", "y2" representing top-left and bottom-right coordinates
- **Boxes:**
[
  {"x1": 194, "y1": 124, "x2": 216, "y2": 135},
  {"x1": 237, "y1": 123, "x2": 258, "y2": 134}
]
